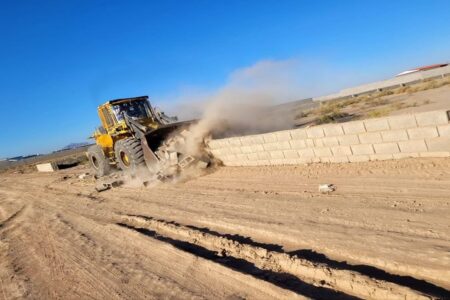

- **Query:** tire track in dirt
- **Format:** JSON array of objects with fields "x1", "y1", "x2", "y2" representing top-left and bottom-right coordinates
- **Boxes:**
[
  {"x1": 0, "y1": 205, "x2": 28, "y2": 231},
  {"x1": 116, "y1": 214, "x2": 450, "y2": 300}
]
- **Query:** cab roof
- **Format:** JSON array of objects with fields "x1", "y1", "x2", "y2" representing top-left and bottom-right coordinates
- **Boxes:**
[{"x1": 107, "y1": 96, "x2": 149, "y2": 105}]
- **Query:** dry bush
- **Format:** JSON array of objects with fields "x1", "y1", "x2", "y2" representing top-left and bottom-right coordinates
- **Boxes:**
[
  {"x1": 295, "y1": 110, "x2": 310, "y2": 119},
  {"x1": 393, "y1": 77, "x2": 450, "y2": 95},
  {"x1": 315, "y1": 102, "x2": 349, "y2": 124},
  {"x1": 377, "y1": 90, "x2": 394, "y2": 97},
  {"x1": 364, "y1": 97, "x2": 390, "y2": 107},
  {"x1": 367, "y1": 108, "x2": 391, "y2": 118}
]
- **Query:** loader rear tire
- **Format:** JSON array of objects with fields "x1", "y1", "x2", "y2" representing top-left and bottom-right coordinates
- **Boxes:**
[
  {"x1": 87, "y1": 145, "x2": 111, "y2": 177},
  {"x1": 115, "y1": 138, "x2": 145, "y2": 175}
]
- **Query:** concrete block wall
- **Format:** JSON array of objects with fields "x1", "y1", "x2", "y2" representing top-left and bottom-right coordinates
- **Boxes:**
[{"x1": 207, "y1": 110, "x2": 450, "y2": 166}]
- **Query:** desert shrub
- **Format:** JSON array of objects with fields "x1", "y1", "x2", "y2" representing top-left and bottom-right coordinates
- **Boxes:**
[
  {"x1": 295, "y1": 110, "x2": 310, "y2": 119},
  {"x1": 367, "y1": 108, "x2": 391, "y2": 118},
  {"x1": 316, "y1": 104, "x2": 350, "y2": 124}
]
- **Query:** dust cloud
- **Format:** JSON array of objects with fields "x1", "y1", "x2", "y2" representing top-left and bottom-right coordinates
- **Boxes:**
[{"x1": 169, "y1": 59, "x2": 305, "y2": 156}]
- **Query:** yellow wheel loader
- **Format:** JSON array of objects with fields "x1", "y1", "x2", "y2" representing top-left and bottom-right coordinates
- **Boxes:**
[{"x1": 87, "y1": 96, "x2": 198, "y2": 177}]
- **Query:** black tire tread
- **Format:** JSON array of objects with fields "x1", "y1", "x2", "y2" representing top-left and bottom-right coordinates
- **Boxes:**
[
  {"x1": 87, "y1": 145, "x2": 110, "y2": 177},
  {"x1": 115, "y1": 137, "x2": 146, "y2": 173}
]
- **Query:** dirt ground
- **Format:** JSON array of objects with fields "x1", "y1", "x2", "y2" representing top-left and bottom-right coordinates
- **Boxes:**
[{"x1": 1, "y1": 158, "x2": 450, "y2": 299}]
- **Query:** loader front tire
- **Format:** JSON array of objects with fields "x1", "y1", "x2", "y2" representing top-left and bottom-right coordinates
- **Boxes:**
[
  {"x1": 115, "y1": 138, "x2": 145, "y2": 175},
  {"x1": 87, "y1": 145, "x2": 111, "y2": 177}
]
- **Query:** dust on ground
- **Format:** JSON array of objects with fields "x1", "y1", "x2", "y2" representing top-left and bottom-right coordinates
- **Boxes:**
[{"x1": 1, "y1": 157, "x2": 450, "y2": 299}]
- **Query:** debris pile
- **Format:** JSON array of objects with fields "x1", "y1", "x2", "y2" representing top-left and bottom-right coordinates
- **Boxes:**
[
  {"x1": 318, "y1": 183, "x2": 336, "y2": 193},
  {"x1": 152, "y1": 129, "x2": 212, "y2": 181}
]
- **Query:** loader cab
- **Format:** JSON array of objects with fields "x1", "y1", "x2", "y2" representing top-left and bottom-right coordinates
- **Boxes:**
[
  {"x1": 97, "y1": 96, "x2": 157, "y2": 134},
  {"x1": 111, "y1": 99, "x2": 151, "y2": 122}
]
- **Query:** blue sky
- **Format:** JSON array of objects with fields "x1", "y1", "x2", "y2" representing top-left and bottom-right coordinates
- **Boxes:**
[{"x1": 1, "y1": 0, "x2": 449, "y2": 158}]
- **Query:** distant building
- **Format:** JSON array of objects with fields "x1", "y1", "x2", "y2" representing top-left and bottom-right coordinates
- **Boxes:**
[
  {"x1": 7, "y1": 154, "x2": 40, "y2": 161},
  {"x1": 396, "y1": 63, "x2": 449, "y2": 77}
]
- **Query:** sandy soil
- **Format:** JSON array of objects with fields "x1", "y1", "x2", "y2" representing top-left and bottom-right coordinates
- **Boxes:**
[{"x1": 1, "y1": 158, "x2": 450, "y2": 299}]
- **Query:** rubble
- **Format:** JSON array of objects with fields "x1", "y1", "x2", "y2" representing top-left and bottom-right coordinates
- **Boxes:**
[
  {"x1": 318, "y1": 184, "x2": 336, "y2": 193},
  {"x1": 78, "y1": 173, "x2": 90, "y2": 179},
  {"x1": 36, "y1": 162, "x2": 58, "y2": 172},
  {"x1": 95, "y1": 179, "x2": 124, "y2": 192}
]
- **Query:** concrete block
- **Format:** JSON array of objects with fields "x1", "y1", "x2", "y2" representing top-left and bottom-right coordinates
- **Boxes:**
[
  {"x1": 351, "y1": 144, "x2": 374, "y2": 155},
  {"x1": 373, "y1": 142, "x2": 400, "y2": 154},
  {"x1": 269, "y1": 151, "x2": 285, "y2": 159},
  {"x1": 322, "y1": 137, "x2": 339, "y2": 146},
  {"x1": 407, "y1": 127, "x2": 439, "y2": 139},
  {"x1": 277, "y1": 141, "x2": 292, "y2": 150},
  {"x1": 348, "y1": 155, "x2": 370, "y2": 162},
  {"x1": 305, "y1": 139, "x2": 315, "y2": 147},
  {"x1": 438, "y1": 124, "x2": 450, "y2": 137},
  {"x1": 415, "y1": 110, "x2": 449, "y2": 127},
  {"x1": 329, "y1": 156, "x2": 349, "y2": 163},
  {"x1": 263, "y1": 141, "x2": 290, "y2": 151},
  {"x1": 291, "y1": 128, "x2": 307, "y2": 139},
  {"x1": 240, "y1": 135, "x2": 264, "y2": 146},
  {"x1": 381, "y1": 129, "x2": 409, "y2": 142},
  {"x1": 282, "y1": 159, "x2": 299, "y2": 165},
  {"x1": 257, "y1": 152, "x2": 271, "y2": 160},
  {"x1": 364, "y1": 118, "x2": 390, "y2": 132},
  {"x1": 247, "y1": 153, "x2": 259, "y2": 161},
  {"x1": 398, "y1": 140, "x2": 427, "y2": 153},
  {"x1": 314, "y1": 138, "x2": 324, "y2": 147},
  {"x1": 222, "y1": 154, "x2": 237, "y2": 162},
  {"x1": 210, "y1": 149, "x2": 221, "y2": 157},
  {"x1": 239, "y1": 136, "x2": 253, "y2": 146},
  {"x1": 250, "y1": 135, "x2": 265, "y2": 145},
  {"x1": 246, "y1": 161, "x2": 258, "y2": 166},
  {"x1": 388, "y1": 115, "x2": 417, "y2": 129},
  {"x1": 425, "y1": 137, "x2": 450, "y2": 152},
  {"x1": 263, "y1": 143, "x2": 278, "y2": 151},
  {"x1": 331, "y1": 146, "x2": 352, "y2": 156},
  {"x1": 323, "y1": 124, "x2": 344, "y2": 136},
  {"x1": 337, "y1": 134, "x2": 359, "y2": 146},
  {"x1": 229, "y1": 147, "x2": 243, "y2": 154},
  {"x1": 297, "y1": 157, "x2": 313, "y2": 164},
  {"x1": 256, "y1": 160, "x2": 270, "y2": 166},
  {"x1": 216, "y1": 148, "x2": 231, "y2": 156},
  {"x1": 283, "y1": 150, "x2": 299, "y2": 159},
  {"x1": 241, "y1": 146, "x2": 253, "y2": 154},
  {"x1": 342, "y1": 121, "x2": 366, "y2": 134},
  {"x1": 298, "y1": 148, "x2": 315, "y2": 158},
  {"x1": 420, "y1": 151, "x2": 450, "y2": 158},
  {"x1": 262, "y1": 133, "x2": 277, "y2": 143},
  {"x1": 319, "y1": 157, "x2": 330, "y2": 163},
  {"x1": 276, "y1": 131, "x2": 292, "y2": 141},
  {"x1": 288, "y1": 159, "x2": 306, "y2": 165},
  {"x1": 250, "y1": 144, "x2": 264, "y2": 152},
  {"x1": 207, "y1": 140, "x2": 222, "y2": 149},
  {"x1": 36, "y1": 162, "x2": 58, "y2": 172},
  {"x1": 369, "y1": 154, "x2": 394, "y2": 161},
  {"x1": 314, "y1": 147, "x2": 332, "y2": 157},
  {"x1": 359, "y1": 132, "x2": 382, "y2": 144},
  {"x1": 270, "y1": 159, "x2": 285, "y2": 166},
  {"x1": 393, "y1": 153, "x2": 419, "y2": 159},
  {"x1": 306, "y1": 126, "x2": 325, "y2": 138},
  {"x1": 236, "y1": 154, "x2": 248, "y2": 161},
  {"x1": 290, "y1": 139, "x2": 307, "y2": 149},
  {"x1": 311, "y1": 157, "x2": 321, "y2": 163},
  {"x1": 228, "y1": 138, "x2": 242, "y2": 147},
  {"x1": 219, "y1": 139, "x2": 232, "y2": 147}
]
